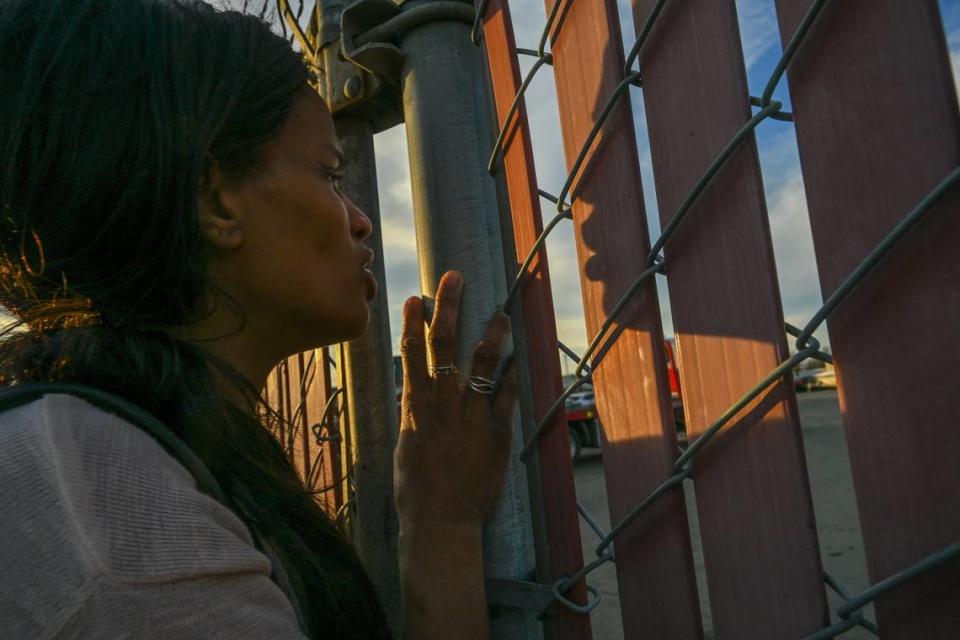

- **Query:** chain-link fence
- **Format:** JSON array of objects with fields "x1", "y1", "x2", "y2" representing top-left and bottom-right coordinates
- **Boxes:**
[
  {"x1": 473, "y1": 0, "x2": 960, "y2": 638},
  {"x1": 264, "y1": 346, "x2": 354, "y2": 528},
  {"x1": 263, "y1": 0, "x2": 960, "y2": 637}
]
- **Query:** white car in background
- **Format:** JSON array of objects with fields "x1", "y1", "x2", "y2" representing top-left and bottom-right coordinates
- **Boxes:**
[{"x1": 794, "y1": 366, "x2": 837, "y2": 391}]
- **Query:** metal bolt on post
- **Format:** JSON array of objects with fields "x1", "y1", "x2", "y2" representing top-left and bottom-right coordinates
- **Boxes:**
[{"x1": 344, "y1": 75, "x2": 363, "y2": 99}]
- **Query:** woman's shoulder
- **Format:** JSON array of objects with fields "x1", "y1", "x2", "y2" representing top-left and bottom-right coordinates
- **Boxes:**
[
  {"x1": 0, "y1": 391, "x2": 198, "y2": 494},
  {"x1": 0, "y1": 393, "x2": 305, "y2": 639},
  {"x1": 0, "y1": 391, "x2": 270, "y2": 578}
]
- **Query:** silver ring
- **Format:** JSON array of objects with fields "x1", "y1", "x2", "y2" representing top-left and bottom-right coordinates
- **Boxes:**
[
  {"x1": 430, "y1": 364, "x2": 459, "y2": 376},
  {"x1": 468, "y1": 376, "x2": 496, "y2": 394}
]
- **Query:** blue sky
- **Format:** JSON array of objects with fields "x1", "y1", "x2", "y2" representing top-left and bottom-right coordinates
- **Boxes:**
[
  {"x1": 9, "y1": 1, "x2": 954, "y2": 367},
  {"x1": 373, "y1": 0, "x2": 960, "y2": 366},
  {"x1": 11, "y1": 7, "x2": 950, "y2": 630}
]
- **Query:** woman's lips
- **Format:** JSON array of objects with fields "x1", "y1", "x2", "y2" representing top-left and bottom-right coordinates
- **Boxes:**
[
  {"x1": 358, "y1": 247, "x2": 377, "y2": 300},
  {"x1": 363, "y1": 266, "x2": 378, "y2": 300},
  {"x1": 360, "y1": 248, "x2": 375, "y2": 270}
]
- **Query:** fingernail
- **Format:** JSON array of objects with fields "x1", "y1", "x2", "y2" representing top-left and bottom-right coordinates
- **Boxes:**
[{"x1": 447, "y1": 271, "x2": 462, "y2": 287}]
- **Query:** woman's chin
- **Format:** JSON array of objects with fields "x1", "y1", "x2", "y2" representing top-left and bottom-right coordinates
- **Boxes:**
[
  {"x1": 328, "y1": 307, "x2": 372, "y2": 345},
  {"x1": 282, "y1": 295, "x2": 372, "y2": 348}
]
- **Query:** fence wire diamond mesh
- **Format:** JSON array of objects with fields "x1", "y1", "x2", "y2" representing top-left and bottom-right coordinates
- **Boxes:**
[{"x1": 469, "y1": 0, "x2": 960, "y2": 637}]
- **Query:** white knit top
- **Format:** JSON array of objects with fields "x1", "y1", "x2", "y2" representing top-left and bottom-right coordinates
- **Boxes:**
[{"x1": 0, "y1": 393, "x2": 308, "y2": 639}]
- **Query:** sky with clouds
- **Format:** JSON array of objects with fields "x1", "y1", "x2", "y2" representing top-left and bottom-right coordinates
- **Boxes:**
[
  {"x1": 6, "y1": 1, "x2": 957, "y2": 365},
  {"x1": 371, "y1": 0, "x2": 960, "y2": 368}
]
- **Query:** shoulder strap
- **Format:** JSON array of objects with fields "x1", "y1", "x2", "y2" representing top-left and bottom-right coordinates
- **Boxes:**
[{"x1": 0, "y1": 382, "x2": 236, "y2": 527}]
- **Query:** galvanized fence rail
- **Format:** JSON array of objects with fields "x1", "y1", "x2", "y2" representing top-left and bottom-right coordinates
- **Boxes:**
[{"x1": 264, "y1": 0, "x2": 959, "y2": 637}]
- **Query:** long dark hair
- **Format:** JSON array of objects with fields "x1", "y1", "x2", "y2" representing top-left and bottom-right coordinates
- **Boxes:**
[{"x1": 0, "y1": 0, "x2": 390, "y2": 637}]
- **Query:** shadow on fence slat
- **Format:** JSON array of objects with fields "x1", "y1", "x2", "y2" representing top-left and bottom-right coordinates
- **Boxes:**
[
  {"x1": 772, "y1": 1, "x2": 960, "y2": 636},
  {"x1": 543, "y1": 0, "x2": 703, "y2": 637},
  {"x1": 632, "y1": 0, "x2": 828, "y2": 635}
]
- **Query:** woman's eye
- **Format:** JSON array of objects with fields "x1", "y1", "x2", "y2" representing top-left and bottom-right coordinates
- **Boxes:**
[
  {"x1": 327, "y1": 171, "x2": 346, "y2": 192},
  {"x1": 318, "y1": 166, "x2": 344, "y2": 184}
]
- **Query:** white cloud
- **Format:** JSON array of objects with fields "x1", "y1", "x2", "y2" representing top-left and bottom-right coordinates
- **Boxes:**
[
  {"x1": 949, "y1": 28, "x2": 960, "y2": 98},
  {"x1": 373, "y1": 127, "x2": 418, "y2": 258},
  {"x1": 378, "y1": 216, "x2": 417, "y2": 256},
  {"x1": 765, "y1": 172, "x2": 829, "y2": 347},
  {"x1": 372, "y1": 125, "x2": 423, "y2": 352},
  {"x1": 735, "y1": 0, "x2": 781, "y2": 72}
]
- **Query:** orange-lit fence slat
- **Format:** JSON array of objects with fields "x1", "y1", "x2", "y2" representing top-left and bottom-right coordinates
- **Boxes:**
[
  {"x1": 284, "y1": 354, "x2": 302, "y2": 469},
  {"x1": 316, "y1": 347, "x2": 346, "y2": 516},
  {"x1": 631, "y1": 0, "x2": 828, "y2": 635},
  {"x1": 267, "y1": 348, "x2": 346, "y2": 518},
  {"x1": 545, "y1": 0, "x2": 703, "y2": 636},
  {"x1": 297, "y1": 351, "x2": 311, "y2": 481},
  {"x1": 479, "y1": 0, "x2": 592, "y2": 636},
  {"x1": 336, "y1": 343, "x2": 353, "y2": 528},
  {"x1": 772, "y1": 1, "x2": 960, "y2": 636}
]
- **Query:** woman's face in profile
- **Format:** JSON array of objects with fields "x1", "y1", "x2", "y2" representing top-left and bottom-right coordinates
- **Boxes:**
[{"x1": 203, "y1": 89, "x2": 376, "y2": 356}]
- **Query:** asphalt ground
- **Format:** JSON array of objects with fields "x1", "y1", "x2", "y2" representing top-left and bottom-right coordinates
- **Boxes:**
[{"x1": 572, "y1": 390, "x2": 875, "y2": 640}]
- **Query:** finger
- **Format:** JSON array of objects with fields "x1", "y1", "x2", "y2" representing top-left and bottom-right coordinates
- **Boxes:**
[
  {"x1": 400, "y1": 296, "x2": 429, "y2": 401},
  {"x1": 467, "y1": 309, "x2": 511, "y2": 385},
  {"x1": 427, "y1": 271, "x2": 464, "y2": 377},
  {"x1": 492, "y1": 354, "x2": 519, "y2": 424}
]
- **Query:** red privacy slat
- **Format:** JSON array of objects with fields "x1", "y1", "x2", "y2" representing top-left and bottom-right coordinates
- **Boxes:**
[
  {"x1": 772, "y1": 1, "x2": 960, "y2": 636},
  {"x1": 478, "y1": 1, "x2": 592, "y2": 637},
  {"x1": 544, "y1": 0, "x2": 702, "y2": 636},
  {"x1": 631, "y1": 0, "x2": 827, "y2": 636}
]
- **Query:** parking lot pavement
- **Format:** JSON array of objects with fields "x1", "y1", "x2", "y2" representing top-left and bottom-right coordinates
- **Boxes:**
[{"x1": 573, "y1": 390, "x2": 874, "y2": 639}]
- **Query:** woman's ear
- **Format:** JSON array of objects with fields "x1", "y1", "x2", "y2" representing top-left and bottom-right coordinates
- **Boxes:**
[{"x1": 198, "y1": 160, "x2": 244, "y2": 251}]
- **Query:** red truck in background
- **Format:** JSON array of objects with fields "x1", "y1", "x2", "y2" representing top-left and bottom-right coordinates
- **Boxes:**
[{"x1": 565, "y1": 339, "x2": 683, "y2": 463}]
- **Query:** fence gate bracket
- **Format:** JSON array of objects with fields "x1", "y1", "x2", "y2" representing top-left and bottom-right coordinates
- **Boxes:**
[
  {"x1": 314, "y1": 0, "x2": 403, "y2": 132},
  {"x1": 484, "y1": 577, "x2": 556, "y2": 613},
  {"x1": 322, "y1": 0, "x2": 476, "y2": 131},
  {"x1": 340, "y1": 0, "x2": 404, "y2": 84}
]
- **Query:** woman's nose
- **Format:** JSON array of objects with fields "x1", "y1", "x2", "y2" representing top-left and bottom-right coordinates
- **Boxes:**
[{"x1": 346, "y1": 196, "x2": 372, "y2": 240}]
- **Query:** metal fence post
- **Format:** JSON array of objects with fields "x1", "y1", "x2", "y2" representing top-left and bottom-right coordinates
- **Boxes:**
[
  {"x1": 335, "y1": 114, "x2": 403, "y2": 636},
  {"x1": 309, "y1": 0, "x2": 404, "y2": 633},
  {"x1": 397, "y1": 2, "x2": 541, "y2": 637}
]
